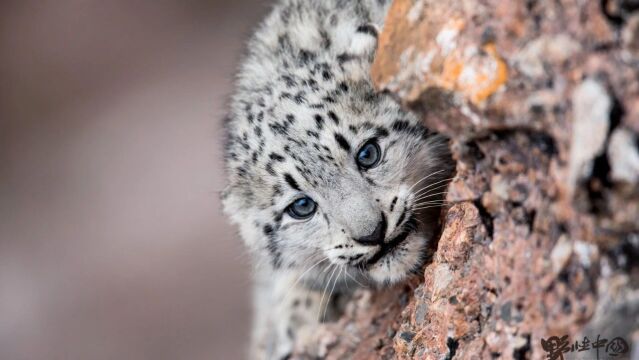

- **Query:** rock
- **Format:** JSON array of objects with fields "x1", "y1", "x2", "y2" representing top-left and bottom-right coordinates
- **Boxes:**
[
  {"x1": 568, "y1": 79, "x2": 612, "y2": 192},
  {"x1": 623, "y1": 14, "x2": 639, "y2": 58},
  {"x1": 608, "y1": 128, "x2": 639, "y2": 185},
  {"x1": 514, "y1": 34, "x2": 582, "y2": 79},
  {"x1": 399, "y1": 331, "x2": 415, "y2": 343},
  {"x1": 550, "y1": 235, "x2": 573, "y2": 274}
]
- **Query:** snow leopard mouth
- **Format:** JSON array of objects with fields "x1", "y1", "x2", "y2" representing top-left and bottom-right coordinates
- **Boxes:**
[{"x1": 364, "y1": 215, "x2": 417, "y2": 267}]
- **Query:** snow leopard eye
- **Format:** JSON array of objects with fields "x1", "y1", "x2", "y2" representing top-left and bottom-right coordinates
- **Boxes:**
[
  {"x1": 356, "y1": 140, "x2": 381, "y2": 169},
  {"x1": 287, "y1": 196, "x2": 317, "y2": 219}
]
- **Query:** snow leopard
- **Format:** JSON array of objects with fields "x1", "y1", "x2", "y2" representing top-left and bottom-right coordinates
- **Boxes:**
[{"x1": 222, "y1": 0, "x2": 454, "y2": 358}]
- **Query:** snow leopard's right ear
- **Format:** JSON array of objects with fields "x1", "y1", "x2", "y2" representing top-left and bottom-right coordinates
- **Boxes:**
[
  {"x1": 350, "y1": 23, "x2": 380, "y2": 59},
  {"x1": 337, "y1": 23, "x2": 380, "y2": 82}
]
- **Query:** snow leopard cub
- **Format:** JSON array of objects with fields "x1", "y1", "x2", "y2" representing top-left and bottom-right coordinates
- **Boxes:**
[{"x1": 222, "y1": 0, "x2": 453, "y2": 357}]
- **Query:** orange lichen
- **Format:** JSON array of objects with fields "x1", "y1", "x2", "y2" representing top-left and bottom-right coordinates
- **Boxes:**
[
  {"x1": 440, "y1": 58, "x2": 463, "y2": 89},
  {"x1": 434, "y1": 42, "x2": 509, "y2": 105},
  {"x1": 471, "y1": 43, "x2": 509, "y2": 103}
]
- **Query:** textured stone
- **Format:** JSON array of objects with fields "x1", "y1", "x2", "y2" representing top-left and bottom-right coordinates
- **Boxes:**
[
  {"x1": 608, "y1": 128, "x2": 639, "y2": 185},
  {"x1": 294, "y1": 0, "x2": 639, "y2": 358}
]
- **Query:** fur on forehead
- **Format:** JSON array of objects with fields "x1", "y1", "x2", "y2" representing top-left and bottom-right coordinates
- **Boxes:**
[{"x1": 224, "y1": 86, "x2": 418, "y2": 207}]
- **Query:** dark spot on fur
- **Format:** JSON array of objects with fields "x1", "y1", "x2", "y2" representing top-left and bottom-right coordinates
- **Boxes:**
[
  {"x1": 264, "y1": 224, "x2": 282, "y2": 268},
  {"x1": 269, "y1": 122, "x2": 289, "y2": 136},
  {"x1": 334, "y1": 133, "x2": 351, "y2": 152},
  {"x1": 323, "y1": 96, "x2": 336, "y2": 103},
  {"x1": 327, "y1": 111, "x2": 340, "y2": 125},
  {"x1": 293, "y1": 92, "x2": 306, "y2": 104},
  {"x1": 279, "y1": 92, "x2": 292, "y2": 101},
  {"x1": 337, "y1": 53, "x2": 356, "y2": 63},
  {"x1": 299, "y1": 49, "x2": 315, "y2": 64},
  {"x1": 265, "y1": 163, "x2": 276, "y2": 176},
  {"x1": 390, "y1": 197, "x2": 398, "y2": 212},
  {"x1": 284, "y1": 173, "x2": 301, "y2": 191},
  {"x1": 269, "y1": 153, "x2": 285, "y2": 162},
  {"x1": 273, "y1": 212, "x2": 283, "y2": 224},
  {"x1": 281, "y1": 74, "x2": 296, "y2": 88},
  {"x1": 375, "y1": 127, "x2": 389, "y2": 138},
  {"x1": 395, "y1": 209, "x2": 406, "y2": 228},
  {"x1": 392, "y1": 120, "x2": 409, "y2": 132},
  {"x1": 314, "y1": 114, "x2": 325, "y2": 129}
]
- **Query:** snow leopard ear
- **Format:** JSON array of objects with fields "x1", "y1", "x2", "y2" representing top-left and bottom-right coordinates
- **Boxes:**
[
  {"x1": 349, "y1": 24, "x2": 380, "y2": 58},
  {"x1": 221, "y1": 185, "x2": 244, "y2": 224},
  {"x1": 221, "y1": 185, "x2": 263, "y2": 250},
  {"x1": 337, "y1": 23, "x2": 380, "y2": 82}
]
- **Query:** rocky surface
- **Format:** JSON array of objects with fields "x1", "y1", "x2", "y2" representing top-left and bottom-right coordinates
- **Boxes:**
[{"x1": 295, "y1": 0, "x2": 639, "y2": 359}]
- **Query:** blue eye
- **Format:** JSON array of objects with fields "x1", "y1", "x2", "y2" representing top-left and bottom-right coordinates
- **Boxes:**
[
  {"x1": 356, "y1": 140, "x2": 381, "y2": 169},
  {"x1": 287, "y1": 196, "x2": 317, "y2": 219}
]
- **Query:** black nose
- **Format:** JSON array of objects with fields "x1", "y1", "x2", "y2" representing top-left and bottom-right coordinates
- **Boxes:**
[{"x1": 353, "y1": 214, "x2": 387, "y2": 245}]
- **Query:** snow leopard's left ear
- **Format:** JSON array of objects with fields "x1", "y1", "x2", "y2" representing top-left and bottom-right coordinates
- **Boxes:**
[{"x1": 221, "y1": 185, "x2": 243, "y2": 223}]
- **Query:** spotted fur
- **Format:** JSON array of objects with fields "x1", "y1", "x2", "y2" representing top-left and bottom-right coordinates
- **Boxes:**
[{"x1": 222, "y1": 1, "x2": 453, "y2": 358}]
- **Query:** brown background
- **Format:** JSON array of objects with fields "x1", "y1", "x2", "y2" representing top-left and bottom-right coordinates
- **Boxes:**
[{"x1": 0, "y1": 1, "x2": 269, "y2": 359}]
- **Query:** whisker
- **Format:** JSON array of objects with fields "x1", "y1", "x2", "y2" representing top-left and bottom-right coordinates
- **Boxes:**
[
  {"x1": 318, "y1": 264, "x2": 337, "y2": 322},
  {"x1": 413, "y1": 191, "x2": 449, "y2": 202},
  {"x1": 282, "y1": 257, "x2": 329, "y2": 302},
  {"x1": 322, "y1": 267, "x2": 342, "y2": 321},
  {"x1": 344, "y1": 267, "x2": 367, "y2": 288},
  {"x1": 406, "y1": 169, "x2": 446, "y2": 193},
  {"x1": 412, "y1": 200, "x2": 447, "y2": 207},
  {"x1": 413, "y1": 202, "x2": 449, "y2": 208},
  {"x1": 413, "y1": 184, "x2": 448, "y2": 200},
  {"x1": 412, "y1": 177, "x2": 456, "y2": 197},
  {"x1": 412, "y1": 176, "x2": 455, "y2": 195},
  {"x1": 343, "y1": 266, "x2": 352, "y2": 292},
  {"x1": 413, "y1": 205, "x2": 449, "y2": 211},
  {"x1": 321, "y1": 261, "x2": 335, "y2": 274}
]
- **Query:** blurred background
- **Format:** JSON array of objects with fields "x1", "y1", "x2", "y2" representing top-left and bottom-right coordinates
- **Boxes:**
[{"x1": 0, "y1": 1, "x2": 269, "y2": 359}]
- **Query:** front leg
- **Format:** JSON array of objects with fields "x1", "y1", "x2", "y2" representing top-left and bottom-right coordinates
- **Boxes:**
[{"x1": 251, "y1": 271, "x2": 328, "y2": 360}]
